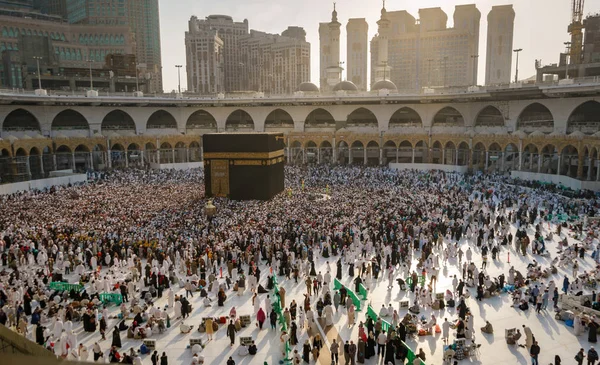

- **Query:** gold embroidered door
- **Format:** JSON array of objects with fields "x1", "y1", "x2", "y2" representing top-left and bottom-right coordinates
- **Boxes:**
[{"x1": 210, "y1": 160, "x2": 229, "y2": 197}]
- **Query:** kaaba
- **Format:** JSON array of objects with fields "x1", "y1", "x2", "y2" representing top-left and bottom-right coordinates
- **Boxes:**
[{"x1": 203, "y1": 133, "x2": 285, "y2": 200}]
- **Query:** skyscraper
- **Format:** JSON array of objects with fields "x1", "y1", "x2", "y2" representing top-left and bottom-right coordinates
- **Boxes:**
[
  {"x1": 185, "y1": 15, "x2": 309, "y2": 95},
  {"x1": 241, "y1": 27, "x2": 310, "y2": 95},
  {"x1": 347, "y1": 18, "x2": 368, "y2": 91},
  {"x1": 319, "y1": 4, "x2": 342, "y2": 91},
  {"x1": 186, "y1": 15, "x2": 248, "y2": 93},
  {"x1": 371, "y1": 4, "x2": 481, "y2": 91},
  {"x1": 185, "y1": 16, "x2": 224, "y2": 94},
  {"x1": 46, "y1": 0, "x2": 68, "y2": 19},
  {"x1": 65, "y1": 0, "x2": 162, "y2": 92},
  {"x1": 485, "y1": 5, "x2": 514, "y2": 85}
]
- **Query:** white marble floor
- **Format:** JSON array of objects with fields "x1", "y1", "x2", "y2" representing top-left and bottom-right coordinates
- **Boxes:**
[{"x1": 72, "y1": 218, "x2": 596, "y2": 365}]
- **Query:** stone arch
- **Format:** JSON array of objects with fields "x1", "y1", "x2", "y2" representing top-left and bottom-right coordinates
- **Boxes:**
[
  {"x1": 102, "y1": 109, "x2": 136, "y2": 133},
  {"x1": 522, "y1": 143, "x2": 540, "y2": 172},
  {"x1": 350, "y1": 140, "x2": 364, "y2": 165},
  {"x1": 288, "y1": 140, "x2": 303, "y2": 164},
  {"x1": 472, "y1": 142, "x2": 486, "y2": 170},
  {"x1": 74, "y1": 144, "x2": 91, "y2": 171},
  {"x1": 265, "y1": 109, "x2": 294, "y2": 130},
  {"x1": 560, "y1": 144, "x2": 579, "y2": 177},
  {"x1": 567, "y1": 100, "x2": 600, "y2": 134},
  {"x1": 540, "y1": 143, "x2": 558, "y2": 174},
  {"x1": 432, "y1": 107, "x2": 464, "y2": 126},
  {"x1": 186, "y1": 110, "x2": 217, "y2": 134},
  {"x1": 174, "y1": 141, "x2": 187, "y2": 163},
  {"x1": 225, "y1": 110, "x2": 254, "y2": 131},
  {"x1": 475, "y1": 105, "x2": 504, "y2": 127},
  {"x1": 147, "y1": 110, "x2": 177, "y2": 130},
  {"x1": 2, "y1": 108, "x2": 41, "y2": 132},
  {"x1": 389, "y1": 107, "x2": 423, "y2": 128},
  {"x1": 319, "y1": 140, "x2": 333, "y2": 164},
  {"x1": 457, "y1": 141, "x2": 470, "y2": 166},
  {"x1": 15, "y1": 147, "x2": 27, "y2": 156},
  {"x1": 55, "y1": 145, "x2": 72, "y2": 170},
  {"x1": 305, "y1": 108, "x2": 336, "y2": 129},
  {"x1": 504, "y1": 142, "x2": 519, "y2": 172},
  {"x1": 52, "y1": 109, "x2": 89, "y2": 131},
  {"x1": 431, "y1": 141, "x2": 443, "y2": 164},
  {"x1": 366, "y1": 140, "x2": 380, "y2": 165},
  {"x1": 159, "y1": 142, "x2": 174, "y2": 164},
  {"x1": 189, "y1": 141, "x2": 202, "y2": 162},
  {"x1": 383, "y1": 140, "x2": 397, "y2": 164},
  {"x1": 397, "y1": 140, "x2": 413, "y2": 163},
  {"x1": 28, "y1": 147, "x2": 43, "y2": 179},
  {"x1": 346, "y1": 108, "x2": 378, "y2": 129},
  {"x1": 487, "y1": 143, "x2": 502, "y2": 172},
  {"x1": 414, "y1": 140, "x2": 428, "y2": 163},
  {"x1": 517, "y1": 102, "x2": 554, "y2": 133},
  {"x1": 444, "y1": 141, "x2": 457, "y2": 165}
]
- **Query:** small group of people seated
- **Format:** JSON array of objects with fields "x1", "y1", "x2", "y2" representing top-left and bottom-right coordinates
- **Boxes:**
[{"x1": 237, "y1": 341, "x2": 257, "y2": 356}]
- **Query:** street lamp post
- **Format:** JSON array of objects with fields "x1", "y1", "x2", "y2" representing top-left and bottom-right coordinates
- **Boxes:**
[
  {"x1": 513, "y1": 49, "x2": 523, "y2": 83},
  {"x1": 427, "y1": 58, "x2": 434, "y2": 87},
  {"x1": 443, "y1": 56, "x2": 448, "y2": 87},
  {"x1": 88, "y1": 59, "x2": 94, "y2": 90},
  {"x1": 175, "y1": 65, "x2": 182, "y2": 93},
  {"x1": 564, "y1": 42, "x2": 572, "y2": 79},
  {"x1": 135, "y1": 63, "x2": 140, "y2": 92},
  {"x1": 33, "y1": 56, "x2": 42, "y2": 89},
  {"x1": 470, "y1": 54, "x2": 479, "y2": 86}
]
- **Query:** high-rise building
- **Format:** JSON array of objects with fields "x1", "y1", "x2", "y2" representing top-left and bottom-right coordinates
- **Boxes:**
[
  {"x1": 346, "y1": 18, "x2": 368, "y2": 91},
  {"x1": 45, "y1": 0, "x2": 68, "y2": 19},
  {"x1": 584, "y1": 15, "x2": 600, "y2": 63},
  {"x1": 485, "y1": 5, "x2": 514, "y2": 85},
  {"x1": 185, "y1": 16, "x2": 224, "y2": 94},
  {"x1": 370, "y1": 4, "x2": 480, "y2": 91},
  {"x1": 0, "y1": 0, "x2": 33, "y2": 10},
  {"x1": 65, "y1": 0, "x2": 162, "y2": 92},
  {"x1": 241, "y1": 27, "x2": 310, "y2": 95},
  {"x1": 186, "y1": 15, "x2": 309, "y2": 95},
  {"x1": 0, "y1": 10, "x2": 134, "y2": 89},
  {"x1": 319, "y1": 4, "x2": 342, "y2": 91},
  {"x1": 187, "y1": 15, "x2": 248, "y2": 93}
]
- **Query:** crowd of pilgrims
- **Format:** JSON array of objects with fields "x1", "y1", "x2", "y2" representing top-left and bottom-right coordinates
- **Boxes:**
[{"x1": 0, "y1": 165, "x2": 599, "y2": 365}]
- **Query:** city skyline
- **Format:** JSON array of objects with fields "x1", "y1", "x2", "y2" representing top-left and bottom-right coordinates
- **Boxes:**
[{"x1": 160, "y1": 0, "x2": 600, "y2": 92}]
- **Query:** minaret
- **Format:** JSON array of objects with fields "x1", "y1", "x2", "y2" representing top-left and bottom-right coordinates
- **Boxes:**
[
  {"x1": 320, "y1": 3, "x2": 343, "y2": 91},
  {"x1": 376, "y1": 0, "x2": 391, "y2": 82},
  {"x1": 329, "y1": 2, "x2": 341, "y2": 69}
]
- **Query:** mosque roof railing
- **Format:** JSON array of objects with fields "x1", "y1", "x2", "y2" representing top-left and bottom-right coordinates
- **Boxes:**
[{"x1": 1, "y1": 76, "x2": 600, "y2": 107}]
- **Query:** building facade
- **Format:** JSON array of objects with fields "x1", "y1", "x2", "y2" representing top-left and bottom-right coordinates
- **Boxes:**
[
  {"x1": 319, "y1": 5, "x2": 342, "y2": 92},
  {"x1": 347, "y1": 18, "x2": 368, "y2": 91},
  {"x1": 2, "y1": 83, "x2": 600, "y2": 187},
  {"x1": 241, "y1": 27, "x2": 310, "y2": 95},
  {"x1": 485, "y1": 5, "x2": 515, "y2": 86},
  {"x1": 371, "y1": 4, "x2": 480, "y2": 91},
  {"x1": 0, "y1": 11, "x2": 133, "y2": 89},
  {"x1": 65, "y1": 0, "x2": 162, "y2": 93},
  {"x1": 186, "y1": 15, "x2": 248, "y2": 93},
  {"x1": 185, "y1": 17, "x2": 224, "y2": 94}
]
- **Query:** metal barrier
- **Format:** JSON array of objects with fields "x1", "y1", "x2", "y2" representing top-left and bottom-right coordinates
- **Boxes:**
[
  {"x1": 99, "y1": 292, "x2": 123, "y2": 306},
  {"x1": 365, "y1": 305, "x2": 424, "y2": 365},
  {"x1": 333, "y1": 278, "x2": 362, "y2": 311},
  {"x1": 272, "y1": 275, "x2": 291, "y2": 365},
  {"x1": 358, "y1": 283, "x2": 368, "y2": 300},
  {"x1": 405, "y1": 275, "x2": 426, "y2": 287},
  {"x1": 49, "y1": 282, "x2": 83, "y2": 292}
]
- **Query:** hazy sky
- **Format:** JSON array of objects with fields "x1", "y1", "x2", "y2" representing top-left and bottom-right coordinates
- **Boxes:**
[{"x1": 159, "y1": 0, "x2": 600, "y2": 92}]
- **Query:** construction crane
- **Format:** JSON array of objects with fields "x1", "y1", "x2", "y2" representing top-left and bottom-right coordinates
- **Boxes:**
[{"x1": 568, "y1": 0, "x2": 585, "y2": 64}]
